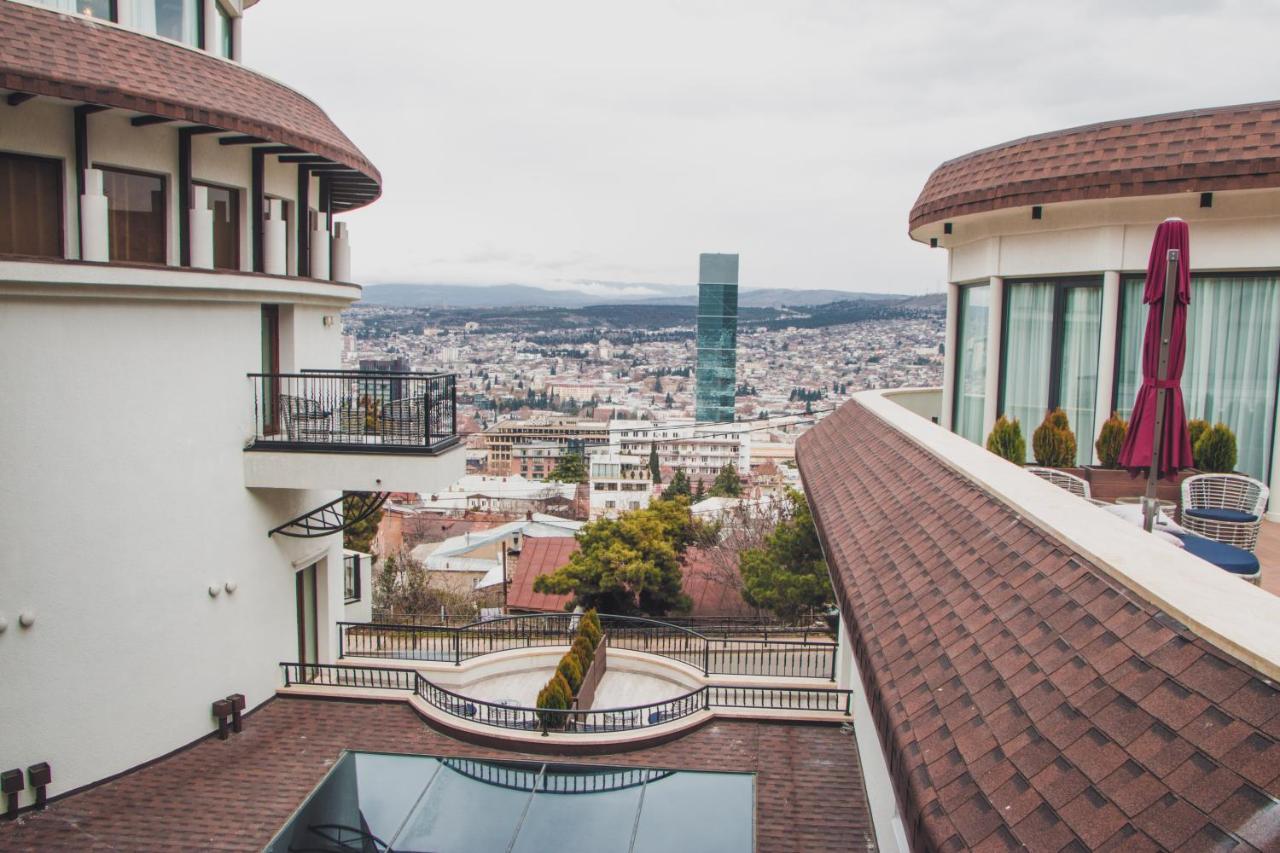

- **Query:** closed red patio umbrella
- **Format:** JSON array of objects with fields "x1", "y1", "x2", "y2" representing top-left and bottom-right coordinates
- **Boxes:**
[{"x1": 1118, "y1": 218, "x2": 1194, "y2": 527}]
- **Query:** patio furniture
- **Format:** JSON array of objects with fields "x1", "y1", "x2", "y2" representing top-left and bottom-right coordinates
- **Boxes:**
[
  {"x1": 378, "y1": 395, "x2": 426, "y2": 444},
  {"x1": 1173, "y1": 531, "x2": 1262, "y2": 585},
  {"x1": 1180, "y1": 473, "x2": 1268, "y2": 552},
  {"x1": 279, "y1": 394, "x2": 333, "y2": 441},
  {"x1": 1026, "y1": 467, "x2": 1109, "y2": 506}
]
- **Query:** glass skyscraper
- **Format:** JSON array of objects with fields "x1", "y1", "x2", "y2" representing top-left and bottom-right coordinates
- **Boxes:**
[{"x1": 695, "y1": 253, "x2": 739, "y2": 423}]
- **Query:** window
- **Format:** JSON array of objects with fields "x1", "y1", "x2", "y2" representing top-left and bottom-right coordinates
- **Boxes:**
[
  {"x1": 213, "y1": 0, "x2": 233, "y2": 58},
  {"x1": 998, "y1": 278, "x2": 1101, "y2": 464},
  {"x1": 128, "y1": 0, "x2": 203, "y2": 47},
  {"x1": 344, "y1": 553, "x2": 361, "y2": 603},
  {"x1": 951, "y1": 283, "x2": 989, "y2": 444},
  {"x1": 30, "y1": 0, "x2": 114, "y2": 18},
  {"x1": 197, "y1": 182, "x2": 239, "y2": 270},
  {"x1": 98, "y1": 166, "x2": 166, "y2": 264},
  {"x1": 0, "y1": 152, "x2": 62, "y2": 258},
  {"x1": 1117, "y1": 273, "x2": 1280, "y2": 479}
]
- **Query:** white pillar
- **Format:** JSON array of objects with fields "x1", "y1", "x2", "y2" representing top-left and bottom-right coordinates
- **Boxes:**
[
  {"x1": 231, "y1": 15, "x2": 243, "y2": 62},
  {"x1": 940, "y1": 282, "x2": 959, "y2": 430},
  {"x1": 203, "y1": 0, "x2": 220, "y2": 56},
  {"x1": 331, "y1": 221, "x2": 351, "y2": 283},
  {"x1": 309, "y1": 212, "x2": 331, "y2": 280},
  {"x1": 264, "y1": 198, "x2": 287, "y2": 275},
  {"x1": 189, "y1": 185, "x2": 214, "y2": 269},
  {"x1": 982, "y1": 276, "x2": 1004, "y2": 440},
  {"x1": 1092, "y1": 271, "x2": 1121, "y2": 466},
  {"x1": 80, "y1": 168, "x2": 109, "y2": 263}
]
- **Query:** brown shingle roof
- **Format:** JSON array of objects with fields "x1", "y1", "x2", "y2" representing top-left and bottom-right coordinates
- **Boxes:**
[
  {"x1": 909, "y1": 101, "x2": 1280, "y2": 233},
  {"x1": 0, "y1": 2, "x2": 379, "y2": 210},
  {"x1": 797, "y1": 399, "x2": 1280, "y2": 851}
]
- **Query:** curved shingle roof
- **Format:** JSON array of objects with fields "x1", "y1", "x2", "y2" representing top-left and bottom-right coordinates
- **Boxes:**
[
  {"x1": 0, "y1": 2, "x2": 380, "y2": 210},
  {"x1": 910, "y1": 101, "x2": 1280, "y2": 234},
  {"x1": 798, "y1": 400, "x2": 1280, "y2": 851}
]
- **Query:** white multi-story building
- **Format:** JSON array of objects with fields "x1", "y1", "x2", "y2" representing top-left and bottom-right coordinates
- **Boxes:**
[
  {"x1": 588, "y1": 454, "x2": 652, "y2": 518},
  {"x1": 0, "y1": 0, "x2": 462, "y2": 809},
  {"x1": 609, "y1": 418, "x2": 752, "y2": 478}
]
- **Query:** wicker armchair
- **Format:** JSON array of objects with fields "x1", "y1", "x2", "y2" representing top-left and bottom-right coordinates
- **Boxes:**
[
  {"x1": 378, "y1": 396, "x2": 426, "y2": 444},
  {"x1": 1180, "y1": 474, "x2": 1268, "y2": 552},
  {"x1": 1026, "y1": 467, "x2": 1108, "y2": 505},
  {"x1": 279, "y1": 394, "x2": 332, "y2": 441}
]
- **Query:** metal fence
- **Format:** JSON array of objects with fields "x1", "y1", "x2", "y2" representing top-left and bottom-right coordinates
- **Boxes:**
[
  {"x1": 277, "y1": 662, "x2": 852, "y2": 735},
  {"x1": 338, "y1": 612, "x2": 837, "y2": 680},
  {"x1": 247, "y1": 370, "x2": 457, "y2": 452}
]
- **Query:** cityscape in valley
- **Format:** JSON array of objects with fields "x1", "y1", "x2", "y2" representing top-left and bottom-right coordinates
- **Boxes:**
[{"x1": 4, "y1": 1, "x2": 1280, "y2": 851}]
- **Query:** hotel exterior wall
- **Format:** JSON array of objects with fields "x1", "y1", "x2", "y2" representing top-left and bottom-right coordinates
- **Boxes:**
[{"x1": 0, "y1": 289, "x2": 352, "y2": 808}]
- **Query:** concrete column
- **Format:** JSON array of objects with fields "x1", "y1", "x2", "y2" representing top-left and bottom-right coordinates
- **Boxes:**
[
  {"x1": 189, "y1": 185, "x2": 214, "y2": 269},
  {"x1": 80, "y1": 168, "x2": 109, "y2": 263},
  {"x1": 309, "y1": 212, "x2": 331, "y2": 280},
  {"x1": 203, "y1": 0, "x2": 220, "y2": 55},
  {"x1": 264, "y1": 198, "x2": 287, "y2": 275},
  {"x1": 1092, "y1": 270, "x2": 1122, "y2": 466},
  {"x1": 231, "y1": 15, "x2": 243, "y2": 62},
  {"x1": 331, "y1": 221, "x2": 351, "y2": 283},
  {"x1": 940, "y1": 282, "x2": 959, "y2": 430},
  {"x1": 982, "y1": 276, "x2": 1004, "y2": 440}
]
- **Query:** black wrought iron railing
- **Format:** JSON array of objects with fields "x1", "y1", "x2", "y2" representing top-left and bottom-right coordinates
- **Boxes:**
[
  {"x1": 337, "y1": 612, "x2": 837, "y2": 680},
  {"x1": 277, "y1": 662, "x2": 852, "y2": 735},
  {"x1": 247, "y1": 370, "x2": 457, "y2": 453}
]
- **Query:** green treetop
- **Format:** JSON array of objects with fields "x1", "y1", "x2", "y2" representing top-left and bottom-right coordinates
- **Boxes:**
[
  {"x1": 708, "y1": 464, "x2": 742, "y2": 498},
  {"x1": 739, "y1": 490, "x2": 833, "y2": 622},
  {"x1": 546, "y1": 451, "x2": 587, "y2": 484}
]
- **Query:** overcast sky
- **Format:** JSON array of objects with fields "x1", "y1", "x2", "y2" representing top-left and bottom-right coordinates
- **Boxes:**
[{"x1": 245, "y1": 0, "x2": 1280, "y2": 296}]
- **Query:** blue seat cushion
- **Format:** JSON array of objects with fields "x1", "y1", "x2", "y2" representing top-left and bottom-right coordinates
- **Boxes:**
[
  {"x1": 1184, "y1": 507, "x2": 1259, "y2": 524},
  {"x1": 1175, "y1": 533, "x2": 1260, "y2": 576}
]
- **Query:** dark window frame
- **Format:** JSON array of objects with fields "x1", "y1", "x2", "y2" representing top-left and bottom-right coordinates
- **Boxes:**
[
  {"x1": 996, "y1": 275, "x2": 1104, "y2": 423},
  {"x1": 344, "y1": 553, "x2": 361, "y2": 604},
  {"x1": 0, "y1": 150, "x2": 65, "y2": 259},
  {"x1": 213, "y1": 0, "x2": 234, "y2": 58},
  {"x1": 93, "y1": 162, "x2": 169, "y2": 265},
  {"x1": 193, "y1": 179, "x2": 241, "y2": 271}
]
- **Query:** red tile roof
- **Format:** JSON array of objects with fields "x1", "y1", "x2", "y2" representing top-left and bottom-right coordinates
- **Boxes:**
[
  {"x1": 797, "y1": 399, "x2": 1280, "y2": 852},
  {"x1": 910, "y1": 101, "x2": 1280, "y2": 233},
  {"x1": 508, "y1": 537, "x2": 754, "y2": 617},
  {"x1": 0, "y1": 2, "x2": 379, "y2": 210}
]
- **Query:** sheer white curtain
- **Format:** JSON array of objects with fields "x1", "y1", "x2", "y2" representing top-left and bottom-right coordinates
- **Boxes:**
[
  {"x1": 953, "y1": 284, "x2": 989, "y2": 444},
  {"x1": 128, "y1": 0, "x2": 200, "y2": 46},
  {"x1": 1001, "y1": 283, "x2": 1055, "y2": 461},
  {"x1": 127, "y1": 0, "x2": 157, "y2": 33},
  {"x1": 1115, "y1": 277, "x2": 1146, "y2": 415},
  {"x1": 1058, "y1": 287, "x2": 1102, "y2": 464}
]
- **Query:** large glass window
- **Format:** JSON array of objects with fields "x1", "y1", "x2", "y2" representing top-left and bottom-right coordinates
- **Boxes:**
[
  {"x1": 197, "y1": 182, "x2": 239, "y2": 270},
  {"x1": 29, "y1": 0, "x2": 115, "y2": 18},
  {"x1": 0, "y1": 152, "x2": 62, "y2": 258},
  {"x1": 952, "y1": 283, "x2": 989, "y2": 444},
  {"x1": 1000, "y1": 278, "x2": 1102, "y2": 464},
  {"x1": 99, "y1": 166, "x2": 166, "y2": 264},
  {"x1": 128, "y1": 0, "x2": 203, "y2": 47},
  {"x1": 1117, "y1": 273, "x2": 1280, "y2": 479},
  {"x1": 213, "y1": 0, "x2": 233, "y2": 58}
]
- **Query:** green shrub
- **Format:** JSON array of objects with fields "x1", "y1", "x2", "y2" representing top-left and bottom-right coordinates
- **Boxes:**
[
  {"x1": 1095, "y1": 413, "x2": 1128, "y2": 469},
  {"x1": 986, "y1": 415, "x2": 1026, "y2": 464},
  {"x1": 1194, "y1": 422, "x2": 1237, "y2": 473},
  {"x1": 1187, "y1": 419, "x2": 1210, "y2": 466},
  {"x1": 583, "y1": 608, "x2": 602, "y2": 634},
  {"x1": 578, "y1": 618, "x2": 602, "y2": 650},
  {"x1": 1032, "y1": 409, "x2": 1077, "y2": 467},
  {"x1": 570, "y1": 636, "x2": 594, "y2": 672},
  {"x1": 557, "y1": 653, "x2": 584, "y2": 693},
  {"x1": 535, "y1": 673, "x2": 573, "y2": 729}
]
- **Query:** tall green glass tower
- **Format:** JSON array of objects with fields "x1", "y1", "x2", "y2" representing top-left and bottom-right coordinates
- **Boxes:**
[{"x1": 695, "y1": 253, "x2": 739, "y2": 423}]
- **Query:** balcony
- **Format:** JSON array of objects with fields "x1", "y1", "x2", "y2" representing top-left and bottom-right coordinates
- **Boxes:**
[{"x1": 244, "y1": 370, "x2": 465, "y2": 492}]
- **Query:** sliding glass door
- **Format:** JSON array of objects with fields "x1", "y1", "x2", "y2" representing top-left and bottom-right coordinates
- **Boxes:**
[
  {"x1": 1000, "y1": 278, "x2": 1102, "y2": 464},
  {"x1": 952, "y1": 284, "x2": 990, "y2": 444},
  {"x1": 1117, "y1": 273, "x2": 1280, "y2": 480}
]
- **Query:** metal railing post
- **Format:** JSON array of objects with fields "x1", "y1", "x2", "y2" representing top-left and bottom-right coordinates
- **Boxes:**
[
  {"x1": 338, "y1": 625, "x2": 344, "y2": 660},
  {"x1": 454, "y1": 631, "x2": 461, "y2": 666},
  {"x1": 703, "y1": 639, "x2": 710, "y2": 676}
]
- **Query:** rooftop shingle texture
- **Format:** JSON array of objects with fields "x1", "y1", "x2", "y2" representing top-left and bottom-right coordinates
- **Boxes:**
[
  {"x1": 797, "y1": 400, "x2": 1280, "y2": 852},
  {"x1": 0, "y1": 697, "x2": 876, "y2": 852},
  {"x1": 0, "y1": 2, "x2": 380, "y2": 206},
  {"x1": 909, "y1": 101, "x2": 1280, "y2": 232}
]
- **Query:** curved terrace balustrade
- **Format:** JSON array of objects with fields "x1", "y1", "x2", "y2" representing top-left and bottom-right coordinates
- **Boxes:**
[
  {"x1": 279, "y1": 663, "x2": 852, "y2": 737},
  {"x1": 337, "y1": 612, "x2": 837, "y2": 680}
]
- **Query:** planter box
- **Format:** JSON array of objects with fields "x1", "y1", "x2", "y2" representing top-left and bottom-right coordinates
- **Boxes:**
[{"x1": 1085, "y1": 467, "x2": 1198, "y2": 506}]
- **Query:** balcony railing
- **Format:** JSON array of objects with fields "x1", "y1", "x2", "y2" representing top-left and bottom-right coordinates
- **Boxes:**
[{"x1": 247, "y1": 370, "x2": 457, "y2": 453}]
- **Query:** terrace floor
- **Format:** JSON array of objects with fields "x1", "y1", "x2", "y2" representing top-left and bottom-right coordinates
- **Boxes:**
[
  {"x1": 1253, "y1": 520, "x2": 1280, "y2": 596},
  {"x1": 0, "y1": 697, "x2": 875, "y2": 853}
]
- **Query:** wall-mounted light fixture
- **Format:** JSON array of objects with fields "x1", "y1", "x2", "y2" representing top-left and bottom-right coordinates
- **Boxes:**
[
  {"x1": 943, "y1": 222, "x2": 953, "y2": 235},
  {"x1": 17, "y1": 611, "x2": 35, "y2": 628},
  {"x1": 208, "y1": 584, "x2": 222, "y2": 598},
  {"x1": 1200, "y1": 192, "x2": 1213, "y2": 208},
  {"x1": 26, "y1": 763, "x2": 50, "y2": 810},
  {"x1": 323, "y1": 315, "x2": 335, "y2": 327},
  {"x1": 1, "y1": 769, "x2": 22, "y2": 820},
  {"x1": 929, "y1": 237, "x2": 938, "y2": 248},
  {"x1": 225, "y1": 581, "x2": 238, "y2": 594},
  {"x1": 0, "y1": 615, "x2": 7, "y2": 634},
  {"x1": 1031, "y1": 205, "x2": 1043, "y2": 220}
]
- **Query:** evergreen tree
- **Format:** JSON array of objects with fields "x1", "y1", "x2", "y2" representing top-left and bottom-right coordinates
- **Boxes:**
[
  {"x1": 648, "y1": 443, "x2": 662, "y2": 484},
  {"x1": 694, "y1": 478, "x2": 706, "y2": 499},
  {"x1": 708, "y1": 464, "x2": 742, "y2": 498},
  {"x1": 740, "y1": 490, "x2": 833, "y2": 621},
  {"x1": 342, "y1": 492, "x2": 383, "y2": 554},
  {"x1": 547, "y1": 452, "x2": 587, "y2": 484},
  {"x1": 663, "y1": 468, "x2": 692, "y2": 500}
]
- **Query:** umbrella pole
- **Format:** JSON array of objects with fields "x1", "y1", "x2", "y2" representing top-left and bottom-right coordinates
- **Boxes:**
[{"x1": 1144, "y1": 248, "x2": 1181, "y2": 532}]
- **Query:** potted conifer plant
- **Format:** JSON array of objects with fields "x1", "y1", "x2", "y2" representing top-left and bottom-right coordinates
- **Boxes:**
[{"x1": 1031, "y1": 409, "x2": 1084, "y2": 478}]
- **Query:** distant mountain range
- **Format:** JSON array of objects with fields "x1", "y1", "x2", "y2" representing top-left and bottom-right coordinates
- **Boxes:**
[{"x1": 359, "y1": 282, "x2": 923, "y2": 310}]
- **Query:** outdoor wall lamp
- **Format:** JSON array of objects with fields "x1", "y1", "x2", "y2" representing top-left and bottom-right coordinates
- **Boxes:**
[
  {"x1": 1200, "y1": 192, "x2": 1213, "y2": 208},
  {"x1": 17, "y1": 611, "x2": 34, "y2": 628},
  {"x1": 929, "y1": 237, "x2": 938, "y2": 248},
  {"x1": 1031, "y1": 205, "x2": 1043, "y2": 220},
  {"x1": 208, "y1": 584, "x2": 222, "y2": 598},
  {"x1": 1, "y1": 769, "x2": 22, "y2": 820},
  {"x1": 212, "y1": 698, "x2": 233, "y2": 740},
  {"x1": 225, "y1": 581, "x2": 238, "y2": 594},
  {"x1": 943, "y1": 222, "x2": 953, "y2": 234},
  {"x1": 0, "y1": 615, "x2": 7, "y2": 633},
  {"x1": 323, "y1": 315, "x2": 335, "y2": 327},
  {"x1": 26, "y1": 763, "x2": 50, "y2": 810},
  {"x1": 228, "y1": 693, "x2": 246, "y2": 733}
]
